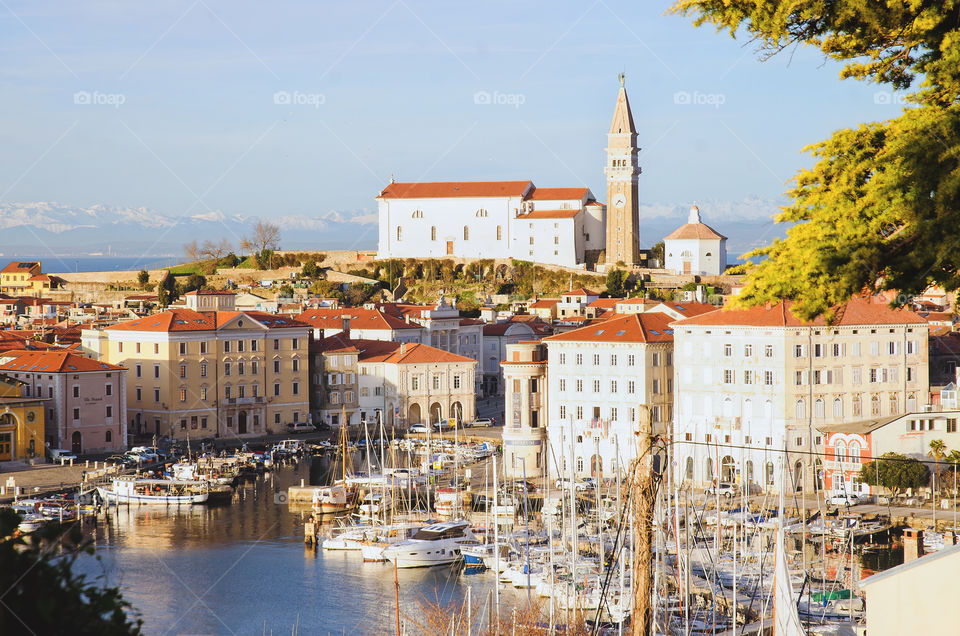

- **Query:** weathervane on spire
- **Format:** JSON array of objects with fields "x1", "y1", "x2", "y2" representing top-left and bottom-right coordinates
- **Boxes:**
[{"x1": 618, "y1": 72, "x2": 625, "y2": 87}]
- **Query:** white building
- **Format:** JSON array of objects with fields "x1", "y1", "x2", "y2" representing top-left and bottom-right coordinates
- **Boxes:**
[
  {"x1": 502, "y1": 341, "x2": 548, "y2": 479},
  {"x1": 664, "y1": 206, "x2": 727, "y2": 276},
  {"x1": 671, "y1": 296, "x2": 930, "y2": 493},
  {"x1": 543, "y1": 312, "x2": 675, "y2": 479},
  {"x1": 481, "y1": 322, "x2": 537, "y2": 395},
  {"x1": 375, "y1": 181, "x2": 605, "y2": 268}
]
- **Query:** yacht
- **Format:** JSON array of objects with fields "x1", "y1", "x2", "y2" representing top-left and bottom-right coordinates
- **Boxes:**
[
  {"x1": 382, "y1": 520, "x2": 477, "y2": 568},
  {"x1": 98, "y1": 477, "x2": 209, "y2": 505}
]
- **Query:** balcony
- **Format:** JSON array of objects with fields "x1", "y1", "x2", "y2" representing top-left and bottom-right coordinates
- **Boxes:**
[{"x1": 227, "y1": 396, "x2": 265, "y2": 406}]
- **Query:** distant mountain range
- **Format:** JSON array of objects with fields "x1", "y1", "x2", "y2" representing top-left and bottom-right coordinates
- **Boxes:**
[{"x1": 0, "y1": 198, "x2": 787, "y2": 261}]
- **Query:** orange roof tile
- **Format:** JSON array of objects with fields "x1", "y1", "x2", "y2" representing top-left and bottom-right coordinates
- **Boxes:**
[
  {"x1": 1, "y1": 262, "x2": 39, "y2": 274},
  {"x1": 587, "y1": 298, "x2": 621, "y2": 309},
  {"x1": 528, "y1": 299, "x2": 560, "y2": 309},
  {"x1": 516, "y1": 209, "x2": 581, "y2": 220},
  {"x1": 674, "y1": 296, "x2": 928, "y2": 327},
  {"x1": 106, "y1": 308, "x2": 216, "y2": 332},
  {"x1": 563, "y1": 288, "x2": 597, "y2": 297},
  {"x1": 378, "y1": 180, "x2": 532, "y2": 199},
  {"x1": 0, "y1": 350, "x2": 123, "y2": 373},
  {"x1": 355, "y1": 340, "x2": 475, "y2": 364},
  {"x1": 297, "y1": 308, "x2": 420, "y2": 331},
  {"x1": 664, "y1": 222, "x2": 727, "y2": 241},
  {"x1": 544, "y1": 312, "x2": 675, "y2": 343},
  {"x1": 655, "y1": 301, "x2": 719, "y2": 318},
  {"x1": 310, "y1": 332, "x2": 360, "y2": 354},
  {"x1": 526, "y1": 187, "x2": 590, "y2": 201}
]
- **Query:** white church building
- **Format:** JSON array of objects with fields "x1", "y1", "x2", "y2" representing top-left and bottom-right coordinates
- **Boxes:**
[
  {"x1": 663, "y1": 205, "x2": 727, "y2": 275},
  {"x1": 375, "y1": 181, "x2": 605, "y2": 268}
]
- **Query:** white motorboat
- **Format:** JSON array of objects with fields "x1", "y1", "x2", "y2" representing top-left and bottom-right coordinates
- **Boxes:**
[
  {"x1": 383, "y1": 520, "x2": 478, "y2": 568},
  {"x1": 17, "y1": 513, "x2": 47, "y2": 533},
  {"x1": 98, "y1": 477, "x2": 209, "y2": 505}
]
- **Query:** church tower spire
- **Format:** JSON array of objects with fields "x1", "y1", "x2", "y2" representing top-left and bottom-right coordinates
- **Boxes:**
[{"x1": 605, "y1": 74, "x2": 641, "y2": 266}]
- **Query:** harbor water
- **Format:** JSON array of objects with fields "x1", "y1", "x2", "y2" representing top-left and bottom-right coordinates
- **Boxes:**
[{"x1": 76, "y1": 458, "x2": 513, "y2": 635}]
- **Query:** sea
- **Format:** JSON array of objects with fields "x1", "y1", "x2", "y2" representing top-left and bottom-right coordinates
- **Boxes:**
[
  {"x1": 8, "y1": 255, "x2": 180, "y2": 274},
  {"x1": 74, "y1": 459, "x2": 516, "y2": 635}
]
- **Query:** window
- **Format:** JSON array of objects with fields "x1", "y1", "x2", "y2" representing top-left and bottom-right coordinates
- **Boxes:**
[
  {"x1": 274, "y1": 360, "x2": 280, "y2": 373},
  {"x1": 724, "y1": 344, "x2": 732, "y2": 357},
  {"x1": 496, "y1": 225, "x2": 502, "y2": 240},
  {"x1": 431, "y1": 226, "x2": 437, "y2": 240},
  {"x1": 292, "y1": 359, "x2": 300, "y2": 372},
  {"x1": 72, "y1": 408, "x2": 80, "y2": 421},
  {"x1": 135, "y1": 363, "x2": 142, "y2": 378},
  {"x1": 948, "y1": 419, "x2": 957, "y2": 433},
  {"x1": 764, "y1": 344, "x2": 774, "y2": 358},
  {"x1": 453, "y1": 375, "x2": 461, "y2": 389},
  {"x1": 814, "y1": 398, "x2": 824, "y2": 419},
  {"x1": 853, "y1": 396, "x2": 862, "y2": 417},
  {"x1": 559, "y1": 353, "x2": 566, "y2": 364},
  {"x1": 292, "y1": 382, "x2": 299, "y2": 395},
  {"x1": 330, "y1": 392, "x2": 340, "y2": 404},
  {"x1": 224, "y1": 341, "x2": 231, "y2": 353},
  {"x1": 106, "y1": 405, "x2": 113, "y2": 418},
  {"x1": 610, "y1": 380, "x2": 617, "y2": 393},
  {"x1": 105, "y1": 430, "x2": 112, "y2": 442},
  {"x1": 224, "y1": 362, "x2": 231, "y2": 376},
  {"x1": 575, "y1": 353, "x2": 583, "y2": 365},
  {"x1": 180, "y1": 388, "x2": 187, "y2": 402},
  {"x1": 274, "y1": 383, "x2": 280, "y2": 396},
  {"x1": 610, "y1": 354, "x2": 617, "y2": 366},
  {"x1": 723, "y1": 369, "x2": 734, "y2": 384},
  {"x1": 814, "y1": 343, "x2": 823, "y2": 358},
  {"x1": 237, "y1": 340, "x2": 245, "y2": 353},
  {"x1": 610, "y1": 407, "x2": 618, "y2": 421},
  {"x1": 529, "y1": 236, "x2": 534, "y2": 245},
  {"x1": 224, "y1": 385, "x2": 231, "y2": 399},
  {"x1": 559, "y1": 405, "x2": 566, "y2": 419},
  {"x1": 411, "y1": 376, "x2": 420, "y2": 391},
  {"x1": 744, "y1": 344, "x2": 753, "y2": 357},
  {"x1": 200, "y1": 341, "x2": 208, "y2": 354},
  {"x1": 764, "y1": 371, "x2": 774, "y2": 386},
  {"x1": 852, "y1": 367, "x2": 861, "y2": 384},
  {"x1": 592, "y1": 379, "x2": 600, "y2": 393},
  {"x1": 794, "y1": 344, "x2": 806, "y2": 358},
  {"x1": 871, "y1": 395, "x2": 881, "y2": 416},
  {"x1": 200, "y1": 363, "x2": 207, "y2": 378},
  {"x1": 576, "y1": 406, "x2": 583, "y2": 419},
  {"x1": 743, "y1": 370, "x2": 752, "y2": 385},
  {"x1": 592, "y1": 354, "x2": 600, "y2": 365},
  {"x1": 200, "y1": 387, "x2": 208, "y2": 401},
  {"x1": 653, "y1": 379, "x2": 660, "y2": 394},
  {"x1": 118, "y1": 342, "x2": 123, "y2": 353},
  {"x1": 201, "y1": 417, "x2": 208, "y2": 429},
  {"x1": 251, "y1": 340, "x2": 258, "y2": 352},
  {"x1": 833, "y1": 398, "x2": 843, "y2": 418},
  {"x1": 463, "y1": 226, "x2": 469, "y2": 240},
  {"x1": 273, "y1": 339, "x2": 280, "y2": 350},
  {"x1": 154, "y1": 364, "x2": 160, "y2": 379},
  {"x1": 627, "y1": 354, "x2": 635, "y2": 366},
  {"x1": 179, "y1": 342, "x2": 187, "y2": 355},
  {"x1": 575, "y1": 379, "x2": 583, "y2": 392},
  {"x1": 628, "y1": 380, "x2": 635, "y2": 394},
  {"x1": 180, "y1": 365, "x2": 187, "y2": 379},
  {"x1": 135, "y1": 343, "x2": 141, "y2": 354},
  {"x1": 652, "y1": 352, "x2": 661, "y2": 366},
  {"x1": 432, "y1": 375, "x2": 441, "y2": 390},
  {"x1": 795, "y1": 399, "x2": 806, "y2": 419},
  {"x1": 73, "y1": 385, "x2": 79, "y2": 398},
  {"x1": 136, "y1": 387, "x2": 142, "y2": 402},
  {"x1": 559, "y1": 378, "x2": 566, "y2": 391},
  {"x1": 292, "y1": 339, "x2": 298, "y2": 350},
  {"x1": 154, "y1": 388, "x2": 160, "y2": 402}
]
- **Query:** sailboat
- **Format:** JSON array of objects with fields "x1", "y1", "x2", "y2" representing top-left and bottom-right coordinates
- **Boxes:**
[
  {"x1": 773, "y1": 528, "x2": 806, "y2": 635},
  {"x1": 315, "y1": 406, "x2": 359, "y2": 515}
]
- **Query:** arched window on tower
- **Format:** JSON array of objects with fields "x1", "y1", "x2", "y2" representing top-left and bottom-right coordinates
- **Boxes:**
[
  {"x1": 496, "y1": 225, "x2": 502, "y2": 241},
  {"x1": 463, "y1": 226, "x2": 469, "y2": 240},
  {"x1": 396, "y1": 226, "x2": 402, "y2": 242},
  {"x1": 431, "y1": 226, "x2": 437, "y2": 241}
]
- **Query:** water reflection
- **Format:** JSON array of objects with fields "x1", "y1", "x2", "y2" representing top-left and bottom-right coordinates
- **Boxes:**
[{"x1": 76, "y1": 459, "x2": 511, "y2": 635}]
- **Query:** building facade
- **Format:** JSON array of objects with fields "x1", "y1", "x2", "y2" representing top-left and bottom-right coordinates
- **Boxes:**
[
  {"x1": 501, "y1": 341, "x2": 548, "y2": 479},
  {"x1": 671, "y1": 297, "x2": 930, "y2": 493},
  {"x1": 82, "y1": 309, "x2": 310, "y2": 441},
  {"x1": 0, "y1": 374, "x2": 44, "y2": 461},
  {"x1": 663, "y1": 206, "x2": 727, "y2": 276},
  {"x1": 604, "y1": 74, "x2": 641, "y2": 266},
  {"x1": 543, "y1": 312, "x2": 675, "y2": 479}
]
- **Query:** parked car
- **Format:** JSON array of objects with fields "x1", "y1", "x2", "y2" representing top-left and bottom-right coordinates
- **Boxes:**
[
  {"x1": 827, "y1": 492, "x2": 860, "y2": 506},
  {"x1": 705, "y1": 482, "x2": 740, "y2": 498},
  {"x1": 408, "y1": 424, "x2": 429, "y2": 434},
  {"x1": 432, "y1": 420, "x2": 456, "y2": 430},
  {"x1": 48, "y1": 449, "x2": 77, "y2": 462},
  {"x1": 508, "y1": 479, "x2": 537, "y2": 493},
  {"x1": 287, "y1": 422, "x2": 316, "y2": 433},
  {"x1": 469, "y1": 419, "x2": 492, "y2": 428},
  {"x1": 555, "y1": 478, "x2": 591, "y2": 491}
]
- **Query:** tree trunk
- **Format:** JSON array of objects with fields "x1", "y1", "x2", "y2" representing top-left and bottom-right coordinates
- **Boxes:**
[{"x1": 632, "y1": 407, "x2": 654, "y2": 636}]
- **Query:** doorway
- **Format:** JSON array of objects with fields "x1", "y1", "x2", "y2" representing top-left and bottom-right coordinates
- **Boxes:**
[
  {"x1": 446, "y1": 241, "x2": 454, "y2": 255},
  {"x1": 71, "y1": 431, "x2": 82, "y2": 455},
  {"x1": 238, "y1": 411, "x2": 248, "y2": 434},
  {"x1": 0, "y1": 432, "x2": 12, "y2": 461}
]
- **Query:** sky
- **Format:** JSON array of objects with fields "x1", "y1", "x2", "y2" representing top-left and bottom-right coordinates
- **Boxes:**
[{"x1": 0, "y1": 0, "x2": 911, "y2": 227}]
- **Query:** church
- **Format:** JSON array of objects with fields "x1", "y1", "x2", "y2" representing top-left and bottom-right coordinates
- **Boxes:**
[
  {"x1": 376, "y1": 77, "x2": 642, "y2": 268},
  {"x1": 663, "y1": 205, "x2": 727, "y2": 276}
]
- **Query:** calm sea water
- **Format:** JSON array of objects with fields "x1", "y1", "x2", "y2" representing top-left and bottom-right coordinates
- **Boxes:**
[
  {"x1": 76, "y1": 460, "x2": 513, "y2": 635},
  {"x1": 15, "y1": 255, "x2": 178, "y2": 273}
]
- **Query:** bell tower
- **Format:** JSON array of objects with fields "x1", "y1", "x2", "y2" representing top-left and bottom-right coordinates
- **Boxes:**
[{"x1": 604, "y1": 73, "x2": 641, "y2": 265}]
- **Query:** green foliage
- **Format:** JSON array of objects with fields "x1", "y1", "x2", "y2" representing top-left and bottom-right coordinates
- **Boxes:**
[
  {"x1": 255, "y1": 249, "x2": 275, "y2": 270},
  {"x1": 181, "y1": 273, "x2": 206, "y2": 293},
  {"x1": 155, "y1": 275, "x2": 177, "y2": 307},
  {"x1": 605, "y1": 269, "x2": 628, "y2": 297},
  {"x1": 344, "y1": 282, "x2": 378, "y2": 306},
  {"x1": 136, "y1": 270, "x2": 149, "y2": 288},
  {"x1": 278, "y1": 283, "x2": 295, "y2": 298},
  {"x1": 649, "y1": 241, "x2": 664, "y2": 266},
  {"x1": 0, "y1": 509, "x2": 143, "y2": 635},
  {"x1": 670, "y1": 1, "x2": 960, "y2": 320},
  {"x1": 859, "y1": 452, "x2": 931, "y2": 495},
  {"x1": 300, "y1": 260, "x2": 320, "y2": 279},
  {"x1": 309, "y1": 280, "x2": 341, "y2": 298},
  {"x1": 725, "y1": 262, "x2": 751, "y2": 275}
]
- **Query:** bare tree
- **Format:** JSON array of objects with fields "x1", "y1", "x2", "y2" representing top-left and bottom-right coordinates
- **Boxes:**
[
  {"x1": 199, "y1": 238, "x2": 232, "y2": 261},
  {"x1": 184, "y1": 240, "x2": 200, "y2": 262},
  {"x1": 244, "y1": 220, "x2": 281, "y2": 255}
]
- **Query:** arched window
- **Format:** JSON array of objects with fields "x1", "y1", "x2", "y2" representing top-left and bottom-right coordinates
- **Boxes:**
[
  {"x1": 463, "y1": 225, "x2": 469, "y2": 240},
  {"x1": 871, "y1": 395, "x2": 881, "y2": 416},
  {"x1": 105, "y1": 430, "x2": 112, "y2": 443},
  {"x1": 814, "y1": 398, "x2": 825, "y2": 419},
  {"x1": 853, "y1": 395, "x2": 862, "y2": 417},
  {"x1": 705, "y1": 457, "x2": 714, "y2": 481},
  {"x1": 705, "y1": 252, "x2": 712, "y2": 257},
  {"x1": 576, "y1": 457, "x2": 584, "y2": 473},
  {"x1": 396, "y1": 226, "x2": 402, "y2": 241},
  {"x1": 475, "y1": 209, "x2": 488, "y2": 218},
  {"x1": 848, "y1": 441, "x2": 861, "y2": 464},
  {"x1": 795, "y1": 399, "x2": 806, "y2": 419},
  {"x1": 907, "y1": 393, "x2": 917, "y2": 411},
  {"x1": 765, "y1": 461, "x2": 775, "y2": 485},
  {"x1": 889, "y1": 393, "x2": 898, "y2": 414},
  {"x1": 431, "y1": 226, "x2": 437, "y2": 241},
  {"x1": 833, "y1": 397, "x2": 843, "y2": 418},
  {"x1": 835, "y1": 441, "x2": 847, "y2": 462},
  {"x1": 496, "y1": 225, "x2": 502, "y2": 240},
  {"x1": 684, "y1": 457, "x2": 693, "y2": 480},
  {"x1": 411, "y1": 210, "x2": 423, "y2": 218}
]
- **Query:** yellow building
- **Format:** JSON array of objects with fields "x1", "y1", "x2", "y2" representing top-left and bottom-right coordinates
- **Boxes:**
[
  {"x1": 82, "y1": 308, "x2": 311, "y2": 441},
  {"x1": 0, "y1": 374, "x2": 45, "y2": 461},
  {"x1": 0, "y1": 261, "x2": 62, "y2": 296}
]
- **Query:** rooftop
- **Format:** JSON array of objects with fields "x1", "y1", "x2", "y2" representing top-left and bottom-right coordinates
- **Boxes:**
[{"x1": 544, "y1": 312, "x2": 675, "y2": 343}]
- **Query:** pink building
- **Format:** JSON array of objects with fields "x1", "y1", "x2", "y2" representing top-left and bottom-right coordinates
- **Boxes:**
[{"x1": 0, "y1": 350, "x2": 127, "y2": 455}]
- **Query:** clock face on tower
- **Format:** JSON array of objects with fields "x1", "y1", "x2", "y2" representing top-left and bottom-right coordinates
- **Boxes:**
[{"x1": 612, "y1": 193, "x2": 626, "y2": 208}]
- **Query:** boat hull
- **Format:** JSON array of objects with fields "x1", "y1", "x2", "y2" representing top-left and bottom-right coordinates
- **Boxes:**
[{"x1": 98, "y1": 487, "x2": 208, "y2": 505}]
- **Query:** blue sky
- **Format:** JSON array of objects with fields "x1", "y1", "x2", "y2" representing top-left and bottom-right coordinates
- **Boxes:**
[{"x1": 0, "y1": 0, "x2": 909, "y2": 224}]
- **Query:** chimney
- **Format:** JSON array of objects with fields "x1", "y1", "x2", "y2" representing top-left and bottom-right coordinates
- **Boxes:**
[
  {"x1": 342, "y1": 316, "x2": 350, "y2": 336},
  {"x1": 903, "y1": 528, "x2": 925, "y2": 562},
  {"x1": 399, "y1": 342, "x2": 407, "y2": 356}
]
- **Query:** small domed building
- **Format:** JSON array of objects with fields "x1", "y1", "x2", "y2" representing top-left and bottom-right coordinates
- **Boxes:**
[{"x1": 663, "y1": 205, "x2": 727, "y2": 276}]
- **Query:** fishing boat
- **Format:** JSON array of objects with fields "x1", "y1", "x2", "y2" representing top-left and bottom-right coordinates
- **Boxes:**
[
  {"x1": 98, "y1": 477, "x2": 209, "y2": 505},
  {"x1": 383, "y1": 519, "x2": 478, "y2": 568},
  {"x1": 434, "y1": 487, "x2": 462, "y2": 518},
  {"x1": 312, "y1": 484, "x2": 358, "y2": 515}
]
